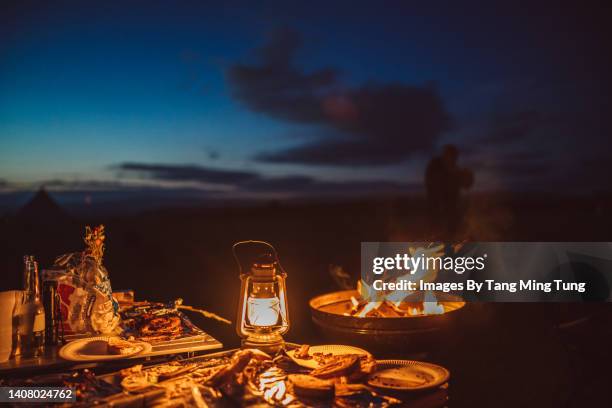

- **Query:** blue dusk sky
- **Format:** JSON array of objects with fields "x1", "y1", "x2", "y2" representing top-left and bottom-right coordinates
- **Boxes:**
[{"x1": 1, "y1": 1, "x2": 610, "y2": 207}]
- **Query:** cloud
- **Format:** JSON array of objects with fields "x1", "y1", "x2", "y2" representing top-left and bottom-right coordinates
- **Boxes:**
[
  {"x1": 470, "y1": 159, "x2": 550, "y2": 178},
  {"x1": 482, "y1": 110, "x2": 546, "y2": 144},
  {"x1": 116, "y1": 162, "x2": 412, "y2": 196},
  {"x1": 226, "y1": 28, "x2": 452, "y2": 166},
  {"x1": 0, "y1": 179, "x2": 14, "y2": 193},
  {"x1": 242, "y1": 175, "x2": 412, "y2": 195},
  {"x1": 117, "y1": 163, "x2": 260, "y2": 184},
  {"x1": 227, "y1": 28, "x2": 337, "y2": 124},
  {"x1": 38, "y1": 179, "x2": 133, "y2": 191}
]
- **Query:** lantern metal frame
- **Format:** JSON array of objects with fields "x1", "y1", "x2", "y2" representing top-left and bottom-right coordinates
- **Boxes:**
[{"x1": 233, "y1": 240, "x2": 290, "y2": 353}]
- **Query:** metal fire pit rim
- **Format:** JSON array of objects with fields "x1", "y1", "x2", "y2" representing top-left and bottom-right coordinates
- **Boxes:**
[
  {"x1": 311, "y1": 315, "x2": 442, "y2": 335},
  {"x1": 309, "y1": 289, "x2": 466, "y2": 331}
]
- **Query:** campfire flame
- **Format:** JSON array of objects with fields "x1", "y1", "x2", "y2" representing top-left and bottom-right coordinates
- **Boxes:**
[
  {"x1": 348, "y1": 290, "x2": 446, "y2": 317},
  {"x1": 346, "y1": 279, "x2": 447, "y2": 317},
  {"x1": 422, "y1": 291, "x2": 445, "y2": 315},
  {"x1": 336, "y1": 244, "x2": 452, "y2": 318},
  {"x1": 329, "y1": 245, "x2": 463, "y2": 318}
]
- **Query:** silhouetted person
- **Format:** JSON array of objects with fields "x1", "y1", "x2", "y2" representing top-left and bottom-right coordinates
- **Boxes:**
[{"x1": 425, "y1": 145, "x2": 473, "y2": 237}]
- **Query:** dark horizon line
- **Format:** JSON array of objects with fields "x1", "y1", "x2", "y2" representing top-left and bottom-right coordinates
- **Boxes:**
[{"x1": 1, "y1": 187, "x2": 611, "y2": 212}]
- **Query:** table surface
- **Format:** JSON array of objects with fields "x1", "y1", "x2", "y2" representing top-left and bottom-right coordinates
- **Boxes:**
[
  {"x1": 0, "y1": 343, "x2": 449, "y2": 408},
  {"x1": 0, "y1": 334, "x2": 223, "y2": 378}
]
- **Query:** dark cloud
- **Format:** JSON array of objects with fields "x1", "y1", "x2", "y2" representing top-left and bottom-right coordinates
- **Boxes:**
[
  {"x1": 226, "y1": 29, "x2": 452, "y2": 166},
  {"x1": 227, "y1": 28, "x2": 337, "y2": 124},
  {"x1": 39, "y1": 179, "x2": 132, "y2": 190},
  {"x1": 465, "y1": 146, "x2": 552, "y2": 188},
  {"x1": 483, "y1": 110, "x2": 546, "y2": 144},
  {"x1": 117, "y1": 163, "x2": 260, "y2": 184},
  {"x1": 117, "y1": 162, "x2": 411, "y2": 196},
  {"x1": 207, "y1": 150, "x2": 220, "y2": 160},
  {"x1": 243, "y1": 175, "x2": 412, "y2": 195},
  {"x1": 471, "y1": 159, "x2": 550, "y2": 178},
  {"x1": 559, "y1": 155, "x2": 612, "y2": 191}
]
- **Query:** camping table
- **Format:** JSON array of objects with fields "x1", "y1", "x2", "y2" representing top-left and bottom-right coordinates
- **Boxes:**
[{"x1": 0, "y1": 333, "x2": 222, "y2": 379}]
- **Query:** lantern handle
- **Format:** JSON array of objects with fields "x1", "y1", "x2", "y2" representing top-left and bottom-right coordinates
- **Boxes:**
[{"x1": 232, "y1": 240, "x2": 287, "y2": 276}]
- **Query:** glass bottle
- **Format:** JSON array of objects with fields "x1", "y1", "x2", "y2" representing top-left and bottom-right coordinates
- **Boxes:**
[
  {"x1": 42, "y1": 276, "x2": 60, "y2": 346},
  {"x1": 13, "y1": 255, "x2": 45, "y2": 357}
]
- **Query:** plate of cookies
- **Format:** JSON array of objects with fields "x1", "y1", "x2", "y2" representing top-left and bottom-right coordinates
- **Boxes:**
[{"x1": 59, "y1": 336, "x2": 152, "y2": 361}]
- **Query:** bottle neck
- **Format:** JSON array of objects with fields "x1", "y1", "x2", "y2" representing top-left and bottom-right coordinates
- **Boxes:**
[{"x1": 23, "y1": 257, "x2": 41, "y2": 301}]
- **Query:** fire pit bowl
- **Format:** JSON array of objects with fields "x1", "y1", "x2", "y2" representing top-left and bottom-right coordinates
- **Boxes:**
[{"x1": 309, "y1": 290, "x2": 466, "y2": 355}]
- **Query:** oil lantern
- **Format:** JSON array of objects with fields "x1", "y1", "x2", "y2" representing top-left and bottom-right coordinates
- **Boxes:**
[{"x1": 234, "y1": 241, "x2": 289, "y2": 353}]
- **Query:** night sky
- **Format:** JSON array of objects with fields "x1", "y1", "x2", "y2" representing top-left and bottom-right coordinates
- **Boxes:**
[{"x1": 1, "y1": 1, "x2": 610, "y2": 207}]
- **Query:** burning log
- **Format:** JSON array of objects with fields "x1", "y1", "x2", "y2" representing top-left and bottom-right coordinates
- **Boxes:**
[{"x1": 347, "y1": 289, "x2": 447, "y2": 318}]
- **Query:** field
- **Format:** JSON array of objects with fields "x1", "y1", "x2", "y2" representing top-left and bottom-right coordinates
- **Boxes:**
[{"x1": 1, "y1": 192, "x2": 611, "y2": 406}]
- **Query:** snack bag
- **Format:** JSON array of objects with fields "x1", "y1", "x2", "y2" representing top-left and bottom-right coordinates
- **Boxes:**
[{"x1": 45, "y1": 225, "x2": 120, "y2": 335}]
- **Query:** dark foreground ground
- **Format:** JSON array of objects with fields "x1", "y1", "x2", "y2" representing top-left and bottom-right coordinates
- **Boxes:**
[{"x1": 1, "y1": 192, "x2": 611, "y2": 406}]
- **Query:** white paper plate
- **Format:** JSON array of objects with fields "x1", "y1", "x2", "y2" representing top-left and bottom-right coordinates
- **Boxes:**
[
  {"x1": 287, "y1": 344, "x2": 370, "y2": 369},
  {"x1": 59, "y1": 336, "x2": 152, "y2": 361},
  {"x1": 368, "y1": 359, "x2": 450, "y2": 391}
]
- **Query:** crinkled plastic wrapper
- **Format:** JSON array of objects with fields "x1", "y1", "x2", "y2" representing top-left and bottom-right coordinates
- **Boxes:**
[{"x1": 44, "y1": 252, "x2": 120, "y2": 335}]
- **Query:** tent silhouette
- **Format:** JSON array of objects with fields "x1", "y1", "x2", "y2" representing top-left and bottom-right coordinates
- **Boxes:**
[{"x1": 16, "y1": 188, "x2": 68, "y2": 223}]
